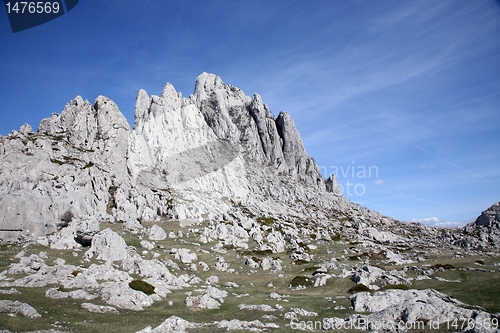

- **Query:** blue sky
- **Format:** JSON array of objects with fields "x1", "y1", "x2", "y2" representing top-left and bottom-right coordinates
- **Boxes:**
[{"x1": 1, "y1": 0, "x2": 499, "y2": 227}]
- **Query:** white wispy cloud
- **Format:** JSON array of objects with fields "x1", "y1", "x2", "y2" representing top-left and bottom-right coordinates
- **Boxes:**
[{"x1": 411, "y1": 217, "x2": 467, "y2": 228}]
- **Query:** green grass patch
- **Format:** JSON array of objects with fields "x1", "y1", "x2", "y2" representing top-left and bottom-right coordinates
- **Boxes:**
[
  {"x1": 413, "y1": 269, "x2": 500, "y2": 313},
  {"x1": 431, "y1": 263, "x2": 455, "y2": 270},
  {"x1": 380, "y1": 284, "x2": 410, "y2": 291}
]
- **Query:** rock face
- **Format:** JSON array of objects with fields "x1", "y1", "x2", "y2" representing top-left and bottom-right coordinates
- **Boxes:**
[
  {"x1": 0, "y1": 72, "x2": 359, "y2": 244},
  {"x1": 454, "y1": 202, "x2": 500, "y2": 250}
]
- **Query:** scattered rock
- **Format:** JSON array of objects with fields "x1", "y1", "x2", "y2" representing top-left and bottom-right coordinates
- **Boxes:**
[
  {"x1": 0, "y1": 300, "x2": 41, "y2": 318},
  {"x1": 74, "y1": 216, "x2": 100, "y2": 246},
  {"x1": 0, "y1": 288, "x2": 20, "y2": 295},
  {"x1": 351, "y1": 265, "x2": 409, "y2": 290},
  {"x1": 216, "y1": 319, "x2": 279, "y2": 331},
  {"x1": 238, "y1": 304, "x2": 276, "y2": 312},
  {"x1": 148, "y1": 225, "x2": 167, "y2": 241},
  {"x1": 136, "y1": 315, "x2": 202, "y2": 333},
  {"x1": 325, "y1": 289, "x2": 495, "y2": 332},
  {"x1": 81, "y1": 302, "x2": 119, "y2": 314},
  {"x1": 84, "y1": 229, "x2": 128, "y2": 262},
  {"x1": 185, "y1": 286, "x2": 228, "y2": 310},
  {"x1": 170, "y1": 248, "x2": 198, "y2": 264},
  {"x1": 140, "y1": 240, "x2": 155, "y2": 250},
  {"x1": 100, "y1": 282, "x2": 155, "y2": 311}
]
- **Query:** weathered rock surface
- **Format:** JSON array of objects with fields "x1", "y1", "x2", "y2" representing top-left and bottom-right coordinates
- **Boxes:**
[
  {"x1": 351, "y1": 265, "x2": 410, "y2": 290},
  {"x1": 148, "y1": 225, "x2": 166, "y2": 241},
  {"x1": 457, "y1": 202, "x2": 500, "y2": 250},
  {"x1": 84, "y1": 228, "x2": 128, "y2": 262},
  {"x1": 475, "y1": 202, "x2": 500, "y2": 228},
  {"x1": 136, "y1": 315, "x2": 202, "y2": 333},
  {"x1": 185, "y1": 286, "x2": 228, "y2": 310},
  {"x1": 0, "y1": 72, "x2": 368, "y2": 244},
  {"x1": 0, "y1": 300, "x2": 41, "y2": 318},
  {"x1": 81, "y1": 302, "x2": 119, "y2": 314},
  {"x1": 169, "y1": 248, "x2": 197, "y2": 264},
  {"x1": 100, "y1": 281, "x2": 155, "y2": 311},
  {"x1": 325, "y1": 289, "x2": 499, "y2": 333},
  {"x1": 216, "y1": 319, "x2": 280, "y2": 331},
  {"x1": 1, "y1": 73, "x2": 499, "y2": 333}
]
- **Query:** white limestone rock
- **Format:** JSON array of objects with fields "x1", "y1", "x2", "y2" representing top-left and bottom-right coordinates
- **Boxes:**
[
  {"x1": 0, "y1": 300, "x2": 41, "y2": 318},
  {"x1": 68, "y1": 289, "x2": 98, "y2": 300},
  {"x1": 0, "y1": 288, "x2": 20, "y2": 295},
  {"x1": 148, "y1": 225, "x2": 166, "y2": 241},
  {"x1": 216, "y1": 319, "x2": 280, "y2": 331},
  {"x1": 475, "y1": 202, "x2": 500, "y2": 227},
  {"x1": 74, "y1": 216, "x2": 101, "y2": 246},
  {"x1": 351, "y1": 265, "x2": 410, "y2": 290},
  {"x1": 84, "y1": 228, "x2": 128, "y2": 262},
  {"x1": 238, "y1": 304, "x2": 276, "y2": 312},
  {"x1": 140, "y1": 240, "x2": 155, "y2": 250},
  {"x1": 185, "y1": 286, "x2": 228, "y2": 310},
  {"x1": 8, "y1": 254, "x2": 47, "y2": 274},
  {"x1": 136, "y1": 315, "x2": 201, "y2": 333},
  {"x1": 169, "y1": 248, "x2": 198, "y2": 264},
  {"x1": 324, "y1": 289, "x2": 498, "y2": 333},
  {"x1": 45, "y1": 287, "x2": 68, "y2": 299},
  {"x1": 100, "y1": 281, "x2": 155, "y2": 311},
  {"x1": 81, "y1": 302, "x2": 119, "y2": 314}
]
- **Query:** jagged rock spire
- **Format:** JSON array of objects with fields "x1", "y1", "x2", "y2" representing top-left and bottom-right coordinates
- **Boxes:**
[{"x1": 0, "y1": 73, "x2": 341, "y2": 243}]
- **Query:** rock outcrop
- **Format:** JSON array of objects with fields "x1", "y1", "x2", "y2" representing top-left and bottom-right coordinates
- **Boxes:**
[
  {"x1": 136, "y1": 315, "x2": 202, "y2": 333},
  {"x1": 0, "y1": 72, "x2": 357, "y2": 244},
  {"x1": 454, "y1": 202, "x2": 500, "y2": 250},
  {"x1": 0, "y1": 300, "x2": 41, "y2": 318},
  {"x1": 326, "y1": 289, "x2": 499, "y2": 333}
]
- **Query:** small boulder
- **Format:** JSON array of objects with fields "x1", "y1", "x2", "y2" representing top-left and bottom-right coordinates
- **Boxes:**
[{"x1": 148, "y1": 225, "x2": 167, "y2": 241}]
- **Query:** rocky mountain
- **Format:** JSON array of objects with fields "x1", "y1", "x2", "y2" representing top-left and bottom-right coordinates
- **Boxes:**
[
  {"x1": 0, "y1": 74, "x2": 499, "y2": 333},
  {"x1": 0, "y1": 72, "x2": 360, "y2": 244}
]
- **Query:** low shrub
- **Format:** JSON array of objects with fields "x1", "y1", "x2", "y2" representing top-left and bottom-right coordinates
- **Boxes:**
[
  {"x1": 129, "y1": 280, "x2": 155, "y2": 295},
  {"x1": 348, "y1": 284, "x2": 371, "y2": 294},
  {"x1": 289, "y1": 276, "x2": 314, "y2": 289}
]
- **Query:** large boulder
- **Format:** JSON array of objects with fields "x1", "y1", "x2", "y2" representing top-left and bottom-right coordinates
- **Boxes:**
[
  {"x1": 84, "y1": 228, "x2": 128, "y2": 262},
  {"x1": 475, "y1": 202, "x2": 500, "y2": 228},
  {"x1": 100, "y1": 282, "x2": 155, "y2": 311},
  {"x1": 136, "y1": 316, "x2": 201, "y2": 333},
  {"x1": 324, "y1": 289, "x2": 498, "y2": 332},
  {"x1": 0, "y1": 300, "x2": 41, "y2": 318}
]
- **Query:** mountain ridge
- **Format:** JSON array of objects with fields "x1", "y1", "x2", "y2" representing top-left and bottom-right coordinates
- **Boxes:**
[
  {"x1": 0, "y1": 73, "x2": 358, "y2": 243},
  {"x1": 0, "y1": 72, "x2": 497, "y2": 253}
]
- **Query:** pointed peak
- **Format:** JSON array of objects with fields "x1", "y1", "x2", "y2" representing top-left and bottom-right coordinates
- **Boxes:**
[
  {"x1": 252, "y1": 93, "x2": 263, "y2": 105},
  {"x1": 194, "y1": 72, "x2": 224, "y2": 97},
  {"x1": 161, "y1": 82, "x2": 179, "y2": 99},
  {"x1": 93, "y1": 95, "x2": 114, "y2": 110},
  {"x1": 277, "y1": 111, "x2": 292, "y2": 121}
]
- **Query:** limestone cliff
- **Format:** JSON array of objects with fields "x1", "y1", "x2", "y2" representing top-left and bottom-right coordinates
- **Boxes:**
[{"x1": 0, "y1": 73, "x2": 356, "y2": 243}]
